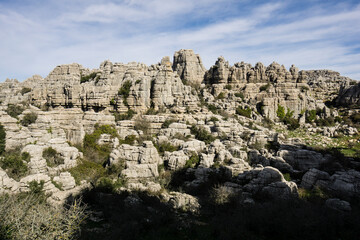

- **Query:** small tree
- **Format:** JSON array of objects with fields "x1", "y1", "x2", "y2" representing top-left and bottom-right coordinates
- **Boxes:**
[
  {"x1": 20, "y1": 112, "x2": 38, "y2": 126},
  {"x1": 0, "y1": 124, "x2": 5, "y2": 155},
  {"x1": 277, "y1": 105, "x2": 285, "y2": 120}
]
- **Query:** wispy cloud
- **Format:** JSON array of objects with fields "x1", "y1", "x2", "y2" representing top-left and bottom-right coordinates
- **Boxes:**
[{"x1": 0, "y1": 0, "x2": 359, "y2": 81}]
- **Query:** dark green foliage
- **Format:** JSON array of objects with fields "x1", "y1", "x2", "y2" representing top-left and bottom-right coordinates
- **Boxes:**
[
  {"x1": 83, "y1": 124, "x2": 119, "y2": 164},
  {"x1": 0, "y1": 150, "x2": 28, "y2": 180},
  {"x1": 134, "y1": 118, "x2": 150, "y2": 136},
  {"x1": 284, "y1": 116, "x2": 300, "y2": 130},
  {"x1": 236, "y1": 106, "x2": 252, "y2": 118},
  {"x1": 154, "y1": 141, "x2": 178, "y2": 156},
  {"x1": 69, "y1": 159, "x2": 106, "y2": 185},
  {"x1": 306, "y1": 109, "x2": 317, "y2": 123},
  {"x1": 95, "y1": 177, "x2": 126, "y2": 193},
  {"x1": 118, "y1": 80, "x2": 132, "y2": 106},
  {"x1": 81, "y1": 72, "x2": 98, "y2": 83},
  {"x1": 315, "y1": 117, "x2": 335, "y2": 127},
  {"x1": 162, "y1": 119, "x2": 177, "y2": 128},
  {"x1": 209, "y1": 116, "x2": 219, "y2": 122},
  {"x1": 42, "y1": 147, "x2": 64, "y2": 167},
  {"x1": 190, "y1": 125, "x2": 216, "y2": 144},
  {"x1": 20, "y1": 112, "x2": 38, "y2": 126},
  {"x1": 145, "y1": 107, "x2": 158, "y2": 115},
  {"x1": 277, "y1": 104, "x2": 285, "y2": 120},
  {"x1": 20, "y1": 87, "x2": 31, "y2": 95},
  {"x1": 0, "y1": 124, "x2": 5, "y2": 155},
  {"x1": 259, "y1": 83, "x2": 270, "y2": 92},
  {"x1": 224, "y1": 84, "x2": 232, "y2": 90},
  {"x1": 28, "y1": 180, "x2": 46, "y2": 201},
  {"x1": 184, "y1": 154, "x2": 200, "y2": 168},
  {"x1": 207, "y1": 104, "x2": 218, "y2": 114},
  {"x1": 216, "y1": 92, "x2": 225, "y2": 100},
  {"x1": 234, "y1": 92, "x2": 244, "y2": 100},
  {"x1": 6, "y1": 104, "x2": 24, "y2": 119},
  {"x1": 119, "y1": 135, "x2": 137, "y2": 145},
  {"x1": 350, "y1": 113, "x2": 360, "y2": 124},
  {"x1": 114, "y1": 109, "x2": 136, "y2": 121}
]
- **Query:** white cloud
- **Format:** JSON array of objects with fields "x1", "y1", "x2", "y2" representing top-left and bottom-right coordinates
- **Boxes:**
[{"x1": 0, "y1": 0, "x2": 359, "y2": 81}]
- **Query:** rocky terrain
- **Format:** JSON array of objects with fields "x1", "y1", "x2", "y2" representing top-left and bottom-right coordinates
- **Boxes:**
[{"x1": 0, "y1": 49, "x2": 360, "y2": 240}]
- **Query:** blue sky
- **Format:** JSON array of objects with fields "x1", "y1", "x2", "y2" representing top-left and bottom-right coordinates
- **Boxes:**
[{"x1": 1, "y1": 0, "x2": 360, "y2": 81}]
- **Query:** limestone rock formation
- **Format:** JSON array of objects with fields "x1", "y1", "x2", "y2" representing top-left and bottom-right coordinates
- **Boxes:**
[{"x1": 173, "y1": 49, "x2": 206, "y2": 85}]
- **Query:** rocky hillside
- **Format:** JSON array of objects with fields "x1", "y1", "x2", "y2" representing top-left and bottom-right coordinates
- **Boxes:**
[{"x1": 0, "y1": 49, "x2": 360, "y2": 239}]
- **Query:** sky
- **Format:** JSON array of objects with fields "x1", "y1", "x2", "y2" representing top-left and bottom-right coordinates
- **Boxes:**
[{"x1": 0, "y1": 0, "x2": 360, "y2": 81}]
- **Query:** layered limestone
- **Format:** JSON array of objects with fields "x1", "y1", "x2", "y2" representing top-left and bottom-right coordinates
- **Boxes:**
[
  {"x1": 172, "y1": 49, "x2": 206, "y2": 85},
  {"x1": 335, "y1": 81, "x2": 360, "y2": 106}
]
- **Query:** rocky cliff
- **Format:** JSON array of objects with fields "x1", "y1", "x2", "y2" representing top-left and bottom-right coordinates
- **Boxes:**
[{"x1": 0, "y1": 49, "x2": 359, "y2": 238}]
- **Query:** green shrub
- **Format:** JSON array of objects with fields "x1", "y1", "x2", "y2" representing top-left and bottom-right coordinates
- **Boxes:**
[
  {"x1": 209, "y1": 116, "x2": 219, "y2": 122},
  {"x1": 350, "y1": 113, "x2": 360, "y2": 124},
  {"x1": 6, "y1": 104, "x2": 24, "y2": 119},
  {"x1": 114, "y1": 109, "x2": 136, "y2": 121},
  {"x1": 96, "y1": 177, "x2": 126, "y2": 193},
  {"x1": 134, "y1": 118, "x2": 150, "y2": 135},
  {"x1": 20, "y1": 112, "x2": 38, "y2": 126},
  {"x1": 0, "y1": 124, "x2": 5, "y2": 155},
  {"x1": 0, "y1": 150, "x2": 28, "y2": 180},
  {"x1": 69, "y1": 159, "x2": 106, "y2": 185},
  {"x1": 0, "y1": 194, "x2": 86, "y2": 240},
  {"x1": 259, "y1": 83, "x2": 270, "y2": 92},
  {"x1": 207, "y1": 104, "x2": 218, "y2": 114},
  {"x1": 315, "y1": 117, "x2": 335, "y2": 127},
  {"x1": 236, "y1": 106, "x2": 252, "y2": 118},
  {"x1": 42, "y1": 147, "x2": 64, "y2": 167},
  {"x1": 118, "y1": 80, "x2": 132, "y2": 106},
  {"x1": 216, "y1": 92, "x2": 226, "y2": 100},
  {"x1": 283, "y1": 173, "x2": 291, "y2": 181},
  {"x1": 83, "y1": 124, "x2": 118, "y2": 164},
  {"x1": 306, "y1": 110, "x2": 317, "y2": 123},
  {"x1": 145, "y1": 107, "x2": 158, "y2": 115},
  {"x1": 184, "y1": 154, "x2": 200, "y2": 168},
  {"x1": 28, "y1": 180, "x2": 46, "y2": 201},
  {"x1": 284, "y1": 116, "x2": 300, "y2": 130},
  {"x1": 20, "y1": 87, "x2": 31, "y2": 95},
  {"x1": 162, "y1": 119, "x2": 177, "y2": 128},
  {"x1": 80, "y1": 72, "x2": 98, "y2": 83},
  {"x1": 224, "y1": 84, "x2": 232, "y2": 90},
  {"x1": 277, "y1": 105, "x2": 285, "y2": 120},
  {"x1": 119, "y1": 135, "x2": 137, "y2": 145},
  {"x1": 234, "y1": 92, "x2": 244, "y2": 100},
  {"x1": 190, "y1": 125, "x2": 216, "y2": 144},
  {"x1": 154, "y1": 141, "x2": 178, "y2": 156}
]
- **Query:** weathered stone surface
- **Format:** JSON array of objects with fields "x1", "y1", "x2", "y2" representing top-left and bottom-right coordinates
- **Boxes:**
[
  {"x1": 164, "y1": 150, "x2": 189, "y2": 170},
  {"x1": 335, "y1": 81, "x2": 360, "y2": 106},
  {"x1": 166, "y1": 191, "x2": 200, "y2": 213},
  {"x1": 278, "y1": 149, "x2": 329, "y2": 171},
  {"x1": 325, "y1": 198, "x2": 351, "y2": 212},
  {"x1": 326, "y1": 170, "x2": 360, "y2": 199},
  {"x1": 301, "y1": 168, "x2": 330, "y2": 189},
  {"x1": 0, "y1": 168, "x2": 20, "y2": 193},
  {"x1": 109, "y1": 141, "x2": 161, "y2": 180},
  {"x1": 173, "y1": 49, "x2": 206, "y2": 85},
  {"x1": 53, "y1": 172, "x2": 76, "y2": 191}
]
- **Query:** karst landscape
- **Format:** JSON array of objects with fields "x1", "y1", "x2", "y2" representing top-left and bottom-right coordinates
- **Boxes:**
[{"x1": 0, "y1": 49, "x2": 360, "y2": 239}]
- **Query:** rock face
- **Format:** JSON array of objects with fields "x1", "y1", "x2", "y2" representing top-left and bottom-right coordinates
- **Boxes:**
[
  {"x1": 173, "y1": 49, "x2": 206, "y2": 85},
  {"x1": 109, "y1": 141, "x2": 162, "y2": 180},
  {"x1": 335, "y1": 81, "x2": 360, "y2": 106}
]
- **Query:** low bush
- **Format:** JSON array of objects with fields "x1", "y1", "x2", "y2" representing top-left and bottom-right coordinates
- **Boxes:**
[
  {"x1": 20, "y1": 112, "x2": 38, "y2": 126},
  {"x1": 306, "y1": 109, "x2": 317, "y2": 123},
  {"x1": 0, "y1": 194, "x2": 86, "y2": 240},
  {"x1": 42, "y1": 147, "x2": 64, "y2": 167},
  {"x1": 190, "y1": 125, "x2": 216, "y2": 144},
  {"x1": 162, "y1": 118, "x2": 177, "y2": 129},
  {"x1": 216, "y1": 92, "x2": 226, "y2": 100},
  {"x1": 236, "y1": 106, "x2": 252, "y2": 118},
  {"x1": 69, "y1": 159, "x2": 106, "y2": 185},
  {"x1": 95, "y1": 177, "x2": 126, "y2": 193},
  {"x1": 0, "y1": 124, "x2": 5, "y2": 155},
  {"x1": 118, "y1": 80, "x2": 132, "y2": 106},
  {"x1": 20, "y1": 87, "x2": 31, "y2": 95},
  {"x1": 6, "y1": 104, "x2": 24, "y2": 119},
  {"x1": 224, "y1": 84, "x2": 232, "y2": 90},
  {"x1": 119, "y1": 135, "x2": 137, "y2": 145},
  {"x1": 114, "y1": 109, "x2": 136, "y2": 121},
  {"x1": 234, "y1": 92, "x2": 244, "y2": 100},
  {"x1": 0, "y1": 150, "x2": 28, "y2": 180},
  {"x1": 81, "y1": 72, "x2": 99, "y2": 83},
  {"x1": 207, "y1": 104, "x2": 218, "y2": 114},
  {"x1": 184, "y1": 154, "x2": 200, "y2": 168},
  {"x1": 277, "y1": 105, "x2": 285, "y2": 120},
  {"x1": 154, "y1": 141, "x2": 178, "y2": 156},
  {"x1": 259, "y1": 83, "x2": 270, "y2": 92},
  {"x1": 211, "y1": 184, "x2": 234, "y2": 205}
]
